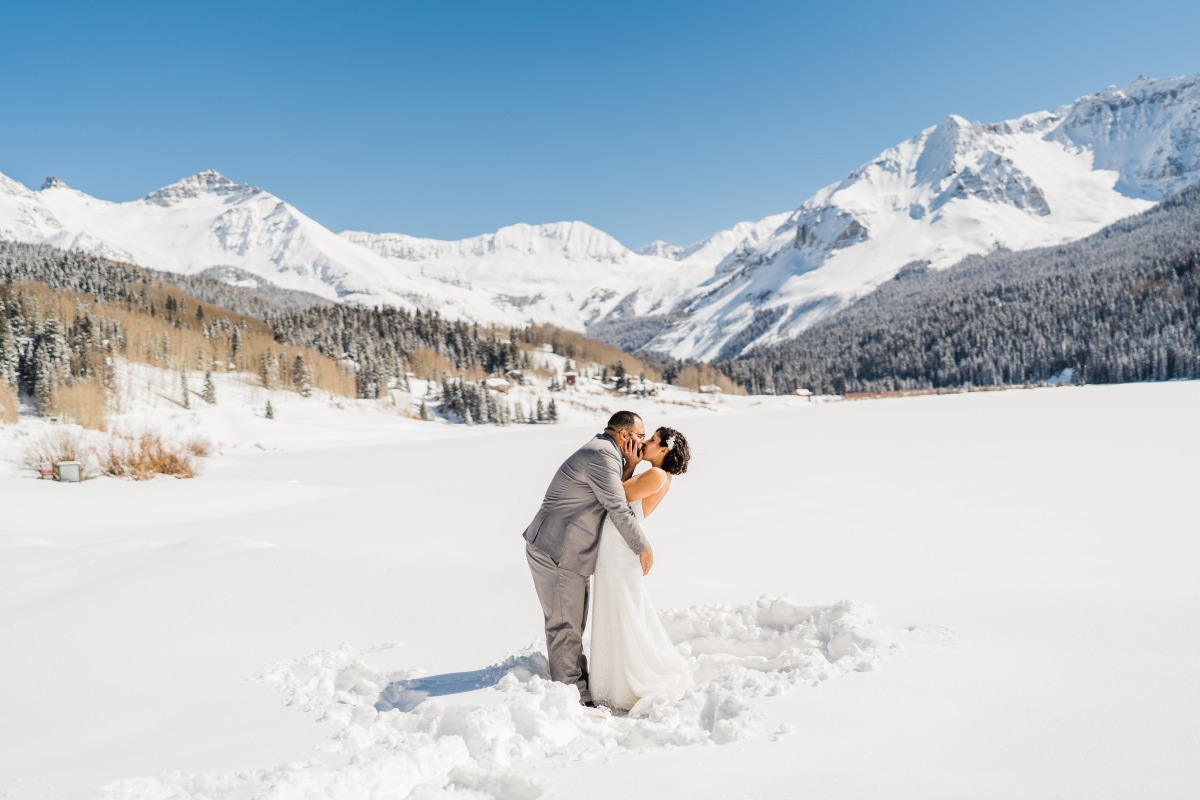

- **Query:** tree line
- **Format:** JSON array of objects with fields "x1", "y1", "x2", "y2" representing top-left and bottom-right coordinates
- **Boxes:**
[{"x1": 0, "y1": 241, "x2": 584, "y2": 425}]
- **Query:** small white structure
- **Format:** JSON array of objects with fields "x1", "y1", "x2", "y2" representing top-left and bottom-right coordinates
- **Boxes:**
[
  {"x1": 794, "y1": 389, "x2": 814, "y2": 401},
  {"x1": 56, "y1": 461, "x2": 82, "y2": 483},
  {"x1": 699, "y1": 384, "x2": 723, "y2": 394},
  {"x1": 540, "y1": 343, "x2": 554, "y2": 353},
  {"x1": 484, "y1": 377, "x2": 512, "y2": 393}
]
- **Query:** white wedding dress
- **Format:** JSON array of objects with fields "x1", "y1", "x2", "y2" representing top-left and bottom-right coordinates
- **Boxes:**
[{"x1": 588, "y1": 499, "x2": 693, "y2": 716}]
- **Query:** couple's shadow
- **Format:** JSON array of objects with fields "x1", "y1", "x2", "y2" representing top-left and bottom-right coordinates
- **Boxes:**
[{"x1": 374, "y1": 652, "x2": 550, "y2": 713}]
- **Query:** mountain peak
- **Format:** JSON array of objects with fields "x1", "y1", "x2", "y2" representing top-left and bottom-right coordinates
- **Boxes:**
[
  {"x1": 488, "y1": 220, "x2": 630, "y2": 258},
  {"x1": 1053, "y1": 72, "x2": 1200, "y2": 199},
  {"x1": 143, "y1": 169, "x2": 256, "y2": 206},
  {"x1": 1087, "y1": 72, "x2": 1197, "y2": 102},
  {"x1": 40, "y1": 176, "x2": 70, "y2": 191},
  {"x1": 637, "y1": 240, "x2": 683, "y2": 259}
]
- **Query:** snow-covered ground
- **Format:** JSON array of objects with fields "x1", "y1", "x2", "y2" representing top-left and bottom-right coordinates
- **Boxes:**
[{"x1": 1, "y1": 380, "x2": 1196, "y2": 799}]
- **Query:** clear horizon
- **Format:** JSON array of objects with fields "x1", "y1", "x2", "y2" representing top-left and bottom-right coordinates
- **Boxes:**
[{"x1": 1, "y1": 0, "x2": 1197, "y2": 248}]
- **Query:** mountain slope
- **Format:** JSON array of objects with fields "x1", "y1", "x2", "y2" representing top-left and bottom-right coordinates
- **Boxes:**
[{"x1": 720, "y1": 183, "x2": 1200, "y2": 394}]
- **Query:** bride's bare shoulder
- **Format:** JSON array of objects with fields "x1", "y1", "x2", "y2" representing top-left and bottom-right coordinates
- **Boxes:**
[
  {"x1": 623, "y1": 465, "x2": 669, "y2": 502},
  {"x1": 642, "y1": 466, "x2": 670, "y2": 496}
]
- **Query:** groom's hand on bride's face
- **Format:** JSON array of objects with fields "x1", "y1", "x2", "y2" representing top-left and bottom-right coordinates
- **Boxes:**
[{"x1": 620, "y1": 434, "x2": 643, "y2": 466}]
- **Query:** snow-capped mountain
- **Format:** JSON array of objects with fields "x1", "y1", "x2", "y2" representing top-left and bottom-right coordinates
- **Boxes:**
[
  {"x1": 645, "y1": 75, "x2": 1200, "y2": 360},
  {"x1": 2, "y1": 74, "x2": 1198, "y2": 360},
  {"x1": 0, "y1": 167, "x2": 780, "y2": 334},
  {"x1": 342, "y1": 213, "x2": 790, "y2": 331},
  {"x1": 0, "y1": 169, "x2": 509, "y2": 321}
]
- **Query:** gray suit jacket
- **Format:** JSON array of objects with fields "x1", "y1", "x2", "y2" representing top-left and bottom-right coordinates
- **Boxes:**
[{"x1": 523, "y1": 433, "x2": 649, "y2": 576}]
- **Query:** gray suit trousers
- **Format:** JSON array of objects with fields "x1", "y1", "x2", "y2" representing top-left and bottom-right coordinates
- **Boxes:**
[{"x1": 526, "y1": 542, "x2": 591, "y2": 703}]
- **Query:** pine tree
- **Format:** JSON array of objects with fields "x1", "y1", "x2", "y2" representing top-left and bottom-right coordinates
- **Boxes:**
[
  {"x1": 33, "y1": 347, "x2": 55, "y2": 414},
  {"x1": 419, "y1": 399, "x2": 432, "y2": 420},
  {"x1": 547, "y1": 397, "x2": 558, "y2": 423},
  {"x1": 203, "y1": 371, "x2": 217, "y2": 404},
  {"x1": 181, "y1": 371, "x2": 190, "y2": 409},
  {"x1": 265, "y1": 399, "x2": 275, "y2": 419},
  {"x1": 486, "y1": 389, "x2": 500, "y2": 425},
  {"x1": 536, "y1": 397, "x2": 546, "y2": 422},
  {"x1": 31, "y1": 318, "x2": 70, "y2": 415},
  {"x1": 292, "y1": 354, "x2": 314, "y2": 397},
  {"x1": 0, "y1": 312, "x2": 18, "y2": 387}
]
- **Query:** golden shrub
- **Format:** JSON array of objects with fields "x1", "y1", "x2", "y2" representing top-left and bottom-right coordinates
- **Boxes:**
[
  {"x1": 0, "y1": 381, "x2": 17, "y2": 424},
  {"x1": 51, "y1": 381, "x2": 109, "y2": 431},
  {"x1": 102, "y1": 431, "x2": 198, "y2": 480}
]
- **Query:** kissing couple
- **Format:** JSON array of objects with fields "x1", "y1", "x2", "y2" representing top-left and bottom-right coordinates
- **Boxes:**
[{"x1": 522, "y1": 411, "x2": 693, "y2": 716}]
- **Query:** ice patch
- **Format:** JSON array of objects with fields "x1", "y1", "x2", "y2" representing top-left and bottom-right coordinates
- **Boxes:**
[{"x1": 99, "y1": 597, "x2": 898, "y2": 799}]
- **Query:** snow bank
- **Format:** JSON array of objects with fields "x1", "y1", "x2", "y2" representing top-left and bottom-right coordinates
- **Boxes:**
[{"x1": 99, "y1": 597, "x2": 896, "y2": 799}]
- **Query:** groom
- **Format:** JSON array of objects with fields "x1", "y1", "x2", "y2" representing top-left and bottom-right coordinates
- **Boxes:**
[{"x1": 523, "y1": 410, "x2": 654, "y2": 706}]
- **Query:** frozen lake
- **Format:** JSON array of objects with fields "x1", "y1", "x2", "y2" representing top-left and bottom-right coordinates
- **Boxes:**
[{"x1": 1, "y1": 381, "x2": 1196, "y2": 799}]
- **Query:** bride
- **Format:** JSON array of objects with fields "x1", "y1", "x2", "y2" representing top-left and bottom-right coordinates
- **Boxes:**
[{"x1": 588, "y1": 426, "x2": 694, "y2": 716}]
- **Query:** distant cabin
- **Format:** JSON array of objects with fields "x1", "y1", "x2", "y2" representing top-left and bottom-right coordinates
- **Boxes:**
[
  {"x1": 506, "y1": 369, "x2": 525, "y2": 384},
  {"x1": 794, "y1": 389, "x2": 814, "y2": 401},
  {"x1": 484, "y1": 377, "x2": 512, "y2": 393},
  {"x1": 564, "y1": 371, "x2": 577, "y2": 385},
  {"x1": 540, "y1": 343, "x2": 554, "y2": 353},
  {"x1": 699, "y1": 384, "x2": 723, "y2": 394}
]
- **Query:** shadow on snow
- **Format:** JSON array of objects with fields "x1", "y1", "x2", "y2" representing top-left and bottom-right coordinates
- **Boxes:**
[{"x1": 374, "y1": 651, "x2": 550, "y2": 713}]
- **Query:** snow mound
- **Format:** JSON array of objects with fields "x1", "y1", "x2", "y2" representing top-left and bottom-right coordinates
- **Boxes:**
[{"x1": 100, "y1": 597, "x2": 897, "y2": 799}]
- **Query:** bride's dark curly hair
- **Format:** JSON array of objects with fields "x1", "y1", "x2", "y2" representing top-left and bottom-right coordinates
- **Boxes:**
[{"x1": 656, "y1": 427, "x2": 691, "y2": 475}]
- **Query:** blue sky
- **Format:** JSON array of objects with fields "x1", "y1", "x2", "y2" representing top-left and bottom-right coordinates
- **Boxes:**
[{"x1": 1, "y1": 1, "x2": 1197, "y2": 248}]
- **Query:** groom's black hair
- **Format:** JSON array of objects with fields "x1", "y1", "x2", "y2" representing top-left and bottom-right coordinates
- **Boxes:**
[{"x1": 606, "y1": 410, "x2": 641, "y2": 433}]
